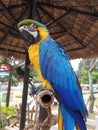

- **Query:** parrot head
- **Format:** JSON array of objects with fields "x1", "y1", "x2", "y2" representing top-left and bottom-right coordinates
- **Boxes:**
[{"x1": 18, "y1": 19, "x2": 48, "y2": 46}]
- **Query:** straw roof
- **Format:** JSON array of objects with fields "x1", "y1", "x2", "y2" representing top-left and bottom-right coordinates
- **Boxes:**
[{"x1": 0, "y1": 0, "x2": 98, "y2": 60}]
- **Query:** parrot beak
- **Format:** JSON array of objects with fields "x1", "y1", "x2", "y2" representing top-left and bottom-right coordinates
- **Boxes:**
[{"x1": 19, "y1": 27, "x2": 35, "y2": 47}]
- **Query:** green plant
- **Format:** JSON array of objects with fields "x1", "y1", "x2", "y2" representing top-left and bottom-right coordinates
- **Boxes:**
[
  {"x1": 0, "y1": 113, "x2": 6, "y2": 128},
  {"x1": 1, "y1": 105, "x2": 14, "y2": 116}
]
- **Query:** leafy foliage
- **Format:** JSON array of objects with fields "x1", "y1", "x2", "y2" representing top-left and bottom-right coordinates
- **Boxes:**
[
  {"x1": 0, "y1": 56, "x2": 40, "y2": 86},
  {"x1": 76, "y1": 58, "x2": 98, "y2": 84},
  {"x1": 1, "y1": 105, "x2": 14, "y2": 116},
  {"x1": 79, "y1": 68, "x2": 88, "y2": 84},
  {"x1": 29, "y1": 67, "x2": 39, "y2": 80},
  {"x1": 92, "y1": 71, "x2": 98, "y2": 83}
]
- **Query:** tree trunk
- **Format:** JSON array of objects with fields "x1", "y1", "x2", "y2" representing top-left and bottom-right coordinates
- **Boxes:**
[{"x1": 88, "y1": 70, "x2": 95, "y2": 113}]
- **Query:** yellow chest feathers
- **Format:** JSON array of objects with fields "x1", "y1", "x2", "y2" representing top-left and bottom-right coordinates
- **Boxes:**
[{"x1": 28, "y1": 27, "x2": 52, "y2": 88}]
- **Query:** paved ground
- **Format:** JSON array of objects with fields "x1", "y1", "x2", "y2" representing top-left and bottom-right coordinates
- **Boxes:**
[{"x1": 51, "y1": 124, "x2": 58, "y2": 130}]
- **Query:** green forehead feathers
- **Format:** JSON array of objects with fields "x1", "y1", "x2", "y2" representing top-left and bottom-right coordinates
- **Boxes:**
[
  {"x1": 18, "y1": 19, "x2": 47, "y2": 29},
  {"x1": 18, "y1": 19, "x2": 34, "y2": 27}
]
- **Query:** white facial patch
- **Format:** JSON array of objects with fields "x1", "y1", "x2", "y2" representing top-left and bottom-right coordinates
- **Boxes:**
[
  {"x1": 19, "y1": 25, "x2": 39, "y2": 39},
  {"x1": 30, "y1": 31, "x2": 38, "y2": 39}
]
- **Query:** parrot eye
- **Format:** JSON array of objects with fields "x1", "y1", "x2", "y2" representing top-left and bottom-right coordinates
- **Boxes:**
[
  {"x1": 31, "y1": 24, "x2": 36, "y2": 29},
  {"x1": 28, "y1": 24, "x2": 37, "y2": 32},
  {"x1": 24, "y1": 25, "x2": 27, "y2": 29}
]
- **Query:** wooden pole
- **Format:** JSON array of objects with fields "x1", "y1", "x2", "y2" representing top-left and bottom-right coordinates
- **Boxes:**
[
  {"x1": 6, "y1": 69, "x2": 12, "y2": 107},
  {"x1": 19, "y1": 51, "x2": 30, "y2": 130}
]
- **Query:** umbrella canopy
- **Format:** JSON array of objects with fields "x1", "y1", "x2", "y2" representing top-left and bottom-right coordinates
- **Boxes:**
[{"x1": 0, "y1": 0, "x2": 98, "y2": 59}]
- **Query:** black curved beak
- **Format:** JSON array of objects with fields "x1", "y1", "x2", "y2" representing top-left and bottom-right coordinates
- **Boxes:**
[{"x1": 19, "y1": 28, "x2": 35, "y2": 46}]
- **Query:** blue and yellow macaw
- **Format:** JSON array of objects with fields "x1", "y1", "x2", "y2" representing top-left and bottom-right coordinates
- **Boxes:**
[{"x1": 18, "y1": 19, "x2": 88, "y2": 130}]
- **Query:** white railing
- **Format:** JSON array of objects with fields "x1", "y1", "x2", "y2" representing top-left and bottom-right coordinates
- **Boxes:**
[{"x1": 87, "y1": 116, "x2": 98, "y2": 130}]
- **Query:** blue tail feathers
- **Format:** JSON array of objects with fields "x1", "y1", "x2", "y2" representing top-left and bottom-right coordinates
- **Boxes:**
[
  {"x1": 61, "y1": 104, "x2": 75, "y2": 130},
  {"x1": 60, "y1": 104, "x2": 87, "y2": 130}
]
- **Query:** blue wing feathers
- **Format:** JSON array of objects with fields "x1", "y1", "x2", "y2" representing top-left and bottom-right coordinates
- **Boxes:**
[{"x1": 39, "y1": 37, "x2": 87, "y2": 130}]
